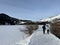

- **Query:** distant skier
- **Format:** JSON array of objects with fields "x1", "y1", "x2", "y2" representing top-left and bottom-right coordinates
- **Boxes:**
[{"x1": 42, "y1": 24, "x2": 46, "y2": 34}]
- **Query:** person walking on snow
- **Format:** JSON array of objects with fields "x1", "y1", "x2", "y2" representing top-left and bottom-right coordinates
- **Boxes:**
[
  {"x1": 46, "y1": 24, "x2": 50, "y2": 34},
  {"x1": 42, "y1": 24, "x2": 46, "y2": 34}
]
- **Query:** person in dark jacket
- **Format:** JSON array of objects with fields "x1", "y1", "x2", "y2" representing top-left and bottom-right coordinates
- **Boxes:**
[{"x1": 42, "y1": 24, "x2": 46, "y2": 34}]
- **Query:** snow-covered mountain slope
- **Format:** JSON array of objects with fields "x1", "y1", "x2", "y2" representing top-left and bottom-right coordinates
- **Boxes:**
[
  {"x1": 0, "y1": 25, "x2": 28, "y2": 45},
  {"x1": 17, "y1": 27, "x2": 60, "y2": 45},
  {"x1": 39, "y1": 15, "x2": 60, "y2": 22}
]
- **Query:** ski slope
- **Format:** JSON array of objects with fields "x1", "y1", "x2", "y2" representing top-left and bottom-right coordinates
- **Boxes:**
[{"x1": 17, "y1": 28, "x2": 60, "y2": 45}]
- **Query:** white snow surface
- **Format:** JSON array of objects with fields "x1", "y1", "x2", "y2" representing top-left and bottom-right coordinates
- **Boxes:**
[
  {"x1": 17, "y1": 26, "x2": 60, "y2": 45},
  {"x1": 0, "y1": 25, "x2": 27, "y2": 45},
  {"x1": 39, "y1": 15, "x2": 60, "y2": 22},
  {"x1": 0, "y1": 25, "x2": 60, "y2": 45},
  {"x1": 29, "y1": 31, "x2": 60, "y2": 45}
]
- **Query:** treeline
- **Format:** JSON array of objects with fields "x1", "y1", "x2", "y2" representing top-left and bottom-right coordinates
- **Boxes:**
[
  {"x1": 0, "y1": 13, "x2": 34, "y2": 25},
  {"x1": 0, "y1": 13, "x2": 20, "y2": 25}
]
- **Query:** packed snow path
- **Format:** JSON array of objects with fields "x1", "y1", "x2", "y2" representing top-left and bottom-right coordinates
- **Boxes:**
[
  {"x1": 17, "y1": 30, "x2": 60, "y2": 45},
  {"x1": 29, "y1": 31, "x2": 60, "y2": 45}
]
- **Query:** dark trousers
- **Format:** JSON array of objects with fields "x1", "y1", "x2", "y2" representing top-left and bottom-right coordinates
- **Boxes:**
[
  {"x1": 43, "y1": 29, "x2": 45, "y2": 34},
  {"x1": 47, "y1": 29, "x2": 49, "y2": 34}
]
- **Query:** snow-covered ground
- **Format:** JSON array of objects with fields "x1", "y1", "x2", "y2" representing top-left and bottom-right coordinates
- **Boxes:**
[
  {"x1": 17, "y1": 26, "x2": 60, "y2": 45},
  {"x1": 0, "y1": 25, "x2": 27, "y2": 45},
  {"x1": 0, "y1": 25, "x2": 60, "y2": 45},
  {"x1": 29, "y1": 31, "x2": 60, "y2": 45}
]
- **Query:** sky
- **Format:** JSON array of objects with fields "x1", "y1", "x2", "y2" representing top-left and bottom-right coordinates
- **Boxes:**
[{"x1": 0, "y1": 0, "x2": 60, "y2": 21}]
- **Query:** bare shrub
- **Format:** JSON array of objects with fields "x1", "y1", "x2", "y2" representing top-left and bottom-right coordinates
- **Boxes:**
[
  {"x1": 51, "y1": 22, "x2": 60, "y2": 39},
  {"x1": 20, "y1": 25, "x2": 39, "y2": 36}
]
